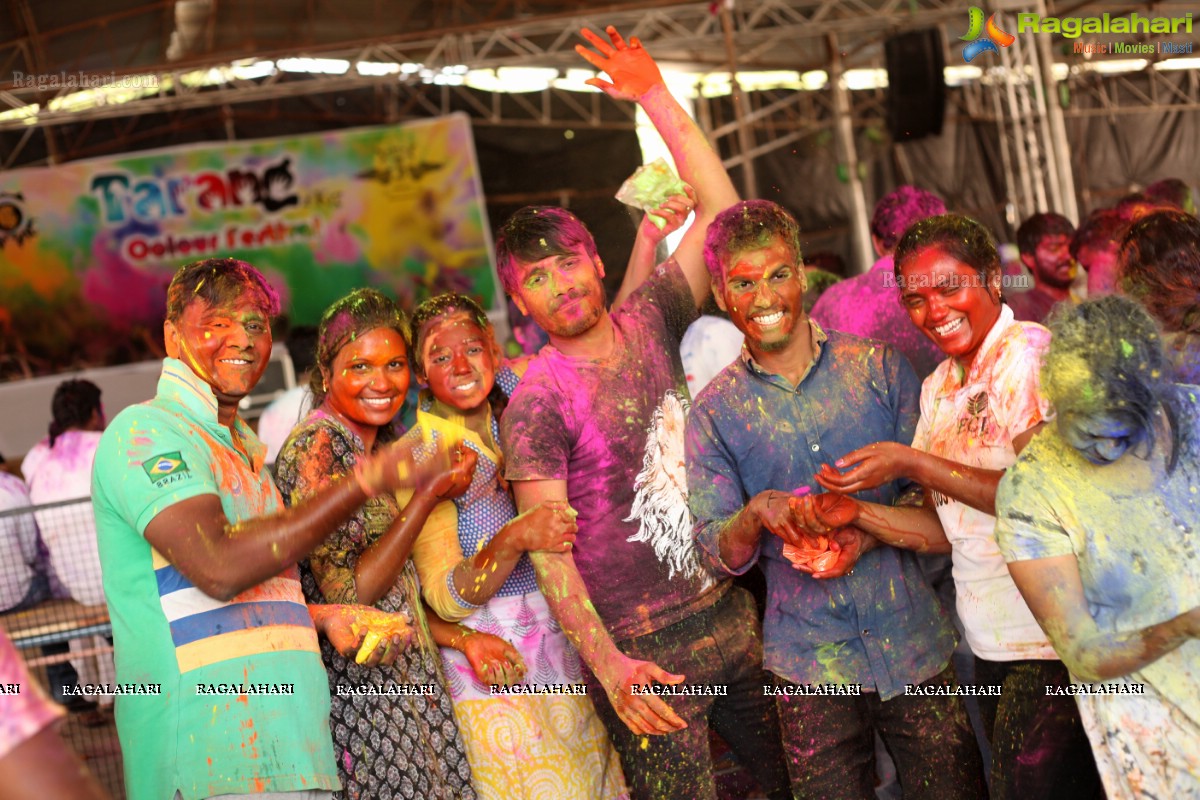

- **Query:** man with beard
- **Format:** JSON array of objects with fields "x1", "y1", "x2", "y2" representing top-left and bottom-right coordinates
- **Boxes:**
[
  {"x1": 1007, "y1": 212, "x2": 1077, "y2": 323},
  {"x1": 686, "y1": 200, "x2": 985, "y2": 800},
  {"x1": 497, "y1": 25, "x2": 790, "y2": 800}
]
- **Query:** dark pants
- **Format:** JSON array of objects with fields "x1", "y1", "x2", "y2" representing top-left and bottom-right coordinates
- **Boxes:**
[
  {"x1": 585, "y1": 586, "x2": 791, "y2": 800},
  {"x1": 973, "y1": 657, "x2": 1105, "y2": 800},
  {"x1": 776, "y1": 663, "x2": 986, "y2": 800}
]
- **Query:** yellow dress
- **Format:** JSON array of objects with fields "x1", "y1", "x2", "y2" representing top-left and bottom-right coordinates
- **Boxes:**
[{"x1": 403, "y1": 407, "x2": 628, "y2": 800}]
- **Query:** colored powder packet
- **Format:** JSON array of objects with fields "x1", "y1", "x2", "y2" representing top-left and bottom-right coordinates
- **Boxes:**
[
  {"x1": 615, "y1": 157, "x2": 690, "y2": 229},
  {"x1": 781, "y1": 534, "x2": 837, "y2": 572}
]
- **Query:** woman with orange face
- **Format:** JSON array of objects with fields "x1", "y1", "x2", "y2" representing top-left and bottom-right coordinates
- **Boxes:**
[
  {"x1": 812, "y1": 215, "x2": 1103, "y2": 799},
  {"x1": 403, "y1": 293, "x2": 628, "y2": 800},
  {"x1": 275, "y1": 289, "x2": 479, "y2": 800}
]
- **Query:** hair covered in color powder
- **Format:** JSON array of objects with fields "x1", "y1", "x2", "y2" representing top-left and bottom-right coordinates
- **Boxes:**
[
  {"x1": 494, "y1": 206, "x2": 600, "y2": 296},
  {"x1": 894, "y1": 213, "x2": 1001, "y2": 290},
  {"x1": 48, "y1": 379, "x2": 102, "y2": 446},
  {"x1": 411, "y1": 292, "x2": 511, "y2": 416},
  {"x1": 311, "y1": 288, "x2": 410, "y2": 407},
  {"x1": 410, "y1": 292, "x2": 492, "y2": 375},
  {"x1": 1143, "y1": 177, "x2": 1195, "y2": 213},
  {"x1": 1042, "y1": 294, "x2": 1186, "y2": 471},
  {"x1": 1070, "y1": 208, "x2": 1127, "y2": 261},
  {"x1": 870, "y1": 186, "x2": 946, "y2": 252},
  {"x1": 166, "y1": 257, "x2": 281, "y2": 322},
  {"x1": 1117, "y1": 210, "x2": 1200, "y2": 336},
  {"x1": 702, "y1": 199, "x2": 802, "y2": 284}
]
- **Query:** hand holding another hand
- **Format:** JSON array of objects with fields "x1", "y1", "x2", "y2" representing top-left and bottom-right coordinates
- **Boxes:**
[
  {"x1": 508, "y1": 499, "x2": 578, "y2": 554},
  {"x1": 459, "y1": 630, "x2": 526, "y2": 687}
]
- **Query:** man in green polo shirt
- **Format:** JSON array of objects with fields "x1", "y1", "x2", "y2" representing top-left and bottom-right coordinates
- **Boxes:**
[{"x1": 92, "y1": 258, "x2": 443, "y2": 800}]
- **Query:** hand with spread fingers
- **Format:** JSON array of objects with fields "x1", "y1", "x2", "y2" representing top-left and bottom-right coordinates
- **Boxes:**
[
  {"x1": 596, "y1": 653, "x2": 689, "y2": 736},
  {"x1": 460, "y1": 630, "x2": 527, "y2": 687},
  {"x1": 314, "y1": 605, "x2": 413, "y2": 667},
  {"x1": 814, "y1": 442, "x2": 917, "y2": 495},
  {"x1": 576, "y1": 25, "x2": 665, "y2": 102}
]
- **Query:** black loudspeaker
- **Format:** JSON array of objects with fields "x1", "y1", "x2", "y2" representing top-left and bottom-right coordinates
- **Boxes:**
[{"x1": 884, "y1": 29, "x2": 946, "y2": 142}]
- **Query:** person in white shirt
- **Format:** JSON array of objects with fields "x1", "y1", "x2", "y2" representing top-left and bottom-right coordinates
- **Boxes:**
[{"x1": 21, "y1": 379, "x2": 114, "y2": 704}]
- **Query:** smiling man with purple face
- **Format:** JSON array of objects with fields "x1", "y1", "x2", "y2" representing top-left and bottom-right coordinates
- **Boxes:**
[
  {"x1": 686, "y1": 200, "x2": 985, "y2": 800},
  {"x1": 497, "y1": 25, "x2": 791, "y2": 800}
]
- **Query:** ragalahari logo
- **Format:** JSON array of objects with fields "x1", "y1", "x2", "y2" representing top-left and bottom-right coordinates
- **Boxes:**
[{"x1": 961, "y1": 7, "x2": 1016, "y2": 61}]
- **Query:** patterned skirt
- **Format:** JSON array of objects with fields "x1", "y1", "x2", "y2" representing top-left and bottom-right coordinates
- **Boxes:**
[
  {"x1": 305, "y1": 563, "x2": 477, "y2": 800},
  {"x1": 441, "y1": 590, "x2": 628, "y2": 800}
]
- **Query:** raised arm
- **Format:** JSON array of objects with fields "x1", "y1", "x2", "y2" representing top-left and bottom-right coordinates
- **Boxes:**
[
  {"x1": 613, "y1": 188, "x2": 696, "y2": 309},
  {"x1": 578, "y1": 26, "x2": 739, "y2": 305},
  {"x1": 1008, "y1": 555, "x2": 1200, "y2": 681},
  {"x1": 513, "y1": 478, "x2": 687, "y2": 735},
  {"x1": 142, "y1": 435, "x2": 451, "y2": 602}
]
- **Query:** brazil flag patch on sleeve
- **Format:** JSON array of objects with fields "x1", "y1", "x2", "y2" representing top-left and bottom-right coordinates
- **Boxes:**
[{"x1": 144, "y1": 451, "x2": 190, "y2": 483}]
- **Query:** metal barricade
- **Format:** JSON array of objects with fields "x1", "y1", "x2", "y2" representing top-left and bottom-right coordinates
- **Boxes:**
[{"x1": 0, "y1": 496, "x2": 124, "y2": 799}]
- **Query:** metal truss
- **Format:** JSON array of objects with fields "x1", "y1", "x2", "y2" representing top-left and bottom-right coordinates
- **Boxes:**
[
  {"x1": 978, "y1": 0, "x2": 1078, "y2": 221},
  {"x1": 0, "y1": 0, "x2": 972, "y2": 134},
  {"x1": 1064, "y1": 67, "x2": 1200, "y2": 118}
]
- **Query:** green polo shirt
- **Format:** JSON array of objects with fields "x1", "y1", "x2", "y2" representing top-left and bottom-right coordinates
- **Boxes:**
[{"x1": 92, "y1": 358, "x2": 337, "y2": 800}]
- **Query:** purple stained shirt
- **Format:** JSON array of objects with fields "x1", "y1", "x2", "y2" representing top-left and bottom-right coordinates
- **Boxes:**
[
  {"x1": 809, "y1": 254, "x2": 945, "y2": 381},
  {"x1": 502, "y1": 258, "x2": 727, "y2": 641}
]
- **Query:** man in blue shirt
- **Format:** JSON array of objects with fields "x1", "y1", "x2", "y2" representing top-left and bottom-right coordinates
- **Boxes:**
[{"x1": 686, "y1": 200, "x2": 985, "y2": 800}]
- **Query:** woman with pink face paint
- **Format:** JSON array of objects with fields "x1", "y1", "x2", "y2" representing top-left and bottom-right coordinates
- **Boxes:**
[
  {"x1": 403, "y1": 293, "x2": 627, "y2": 800},
  {"x1": 275, "y1": 288, "x2": 479, "y2": 800},
  {"x1": 812, "y1": 215, "x2": 1103, "y2": 800}
]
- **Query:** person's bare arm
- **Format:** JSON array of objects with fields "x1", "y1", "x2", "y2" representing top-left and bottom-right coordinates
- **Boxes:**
[
  {"x1": 792, "y1": 491, "x2": 952, "y2": 555},
  {"x1": 0, "y1": 726, "x2": 111, "y2": 800},
  {"x1": 449, "y1": 500, "x2": 577, "y2": 606},
  {"x1": 1008, "y1": 555, "x2": 1200, "y2": 681},
  {"x1": 613, "y1": 188, "x2": 696, "y2": 309},
  {"x1": 578, "y1": 26, "x2": 738, "y2": 306},
  {"x1": 353, "y1": 448, "x2": 477, "y2": 606},
  {"x1": 513, "y1": 478, "x2": 688, "y2": 735},
  {"x1": 815, "y1": 424, "x2": 1046, "y2": 516},
  {"x1": 143, "y1": 436, "x2": 444, "y2": 601}
]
